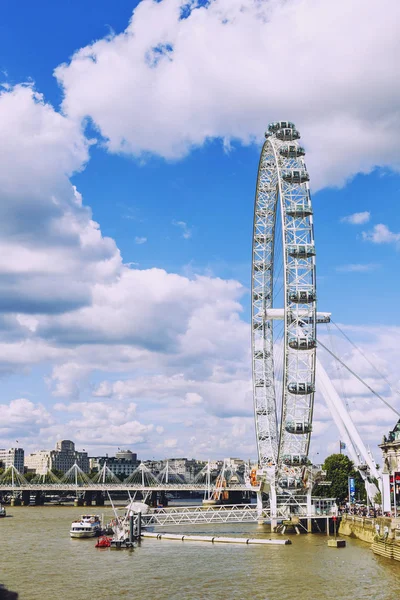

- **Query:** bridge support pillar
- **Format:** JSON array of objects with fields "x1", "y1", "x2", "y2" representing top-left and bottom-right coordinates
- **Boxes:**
[
  {"x1": 95, "y1": 492, "x2": 105, "y2": 506},
  {"x1": 84, "y1": 491, "x2": 93, "y2": 506},
  {"x1": 160, "y1": 491, "x2": 168, "y2": 507},
  {"x1": 268, "y1": 485, "x2": 277, "y2": 530},
  {"x1": 74, "y1": 497, "x2": 84, "y2": 507},
  {"x1": 256, "y1": 491, "x2": 263, "y2": 524},
  {"x1": 21, "y1": 490, "x2": 31, "y2": 506},
  {"x1": 151, "y1": 491, "x2": 158, "y2": 507},
  {"x1": 307, "y1": 489, "x2": 312, "y2": 533},
  {"x1": 34, "y1": 492, "x2": 45, "y2": 505}
]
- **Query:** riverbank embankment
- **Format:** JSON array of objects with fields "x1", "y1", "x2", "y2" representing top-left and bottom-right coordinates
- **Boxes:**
[{"x1": 339, "y1": 514, "x2": 400, "y2": 562}]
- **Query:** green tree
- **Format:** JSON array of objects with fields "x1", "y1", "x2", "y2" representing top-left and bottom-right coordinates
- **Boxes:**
[{"x1": 314, "y1": 453, "x2": 366, "y2": 503}]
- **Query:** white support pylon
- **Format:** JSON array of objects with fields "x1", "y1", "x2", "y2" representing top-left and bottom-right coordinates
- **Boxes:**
[{"x1": 316, "y1": 357, "x2": 381, "y2": 503}]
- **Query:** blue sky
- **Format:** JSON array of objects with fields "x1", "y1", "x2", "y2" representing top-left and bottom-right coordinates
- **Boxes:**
[{"x1": 0, "y1": 0, "x2": 399, "y2": 462}]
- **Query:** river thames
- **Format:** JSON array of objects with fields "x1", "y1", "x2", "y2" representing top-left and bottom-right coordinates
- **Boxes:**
[{"x1": 1, "y1": 506, "x2": 399, "y2": 599}]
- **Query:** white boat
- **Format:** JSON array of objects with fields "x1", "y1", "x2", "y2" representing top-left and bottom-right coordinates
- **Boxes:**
[
  {"x1": 0, "y1": 504, "x2": 6, "y2": 518},
  {"x1": 70, "y1": 514, "x2": 102, "y2": 538}
]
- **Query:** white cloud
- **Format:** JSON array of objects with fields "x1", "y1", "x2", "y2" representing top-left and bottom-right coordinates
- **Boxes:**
[
  {"x1": 0, "y1": 84, "x2": 121, "y2": 317},
  {"x1": 341, "y1": 211, "x2": 371, "y2": 225},
  {"x1": 172, "y1": 220, "x2": 192, "y2": 239},
  {"x1": 362, "y1": 224, "x2": 400, "y2": 246},
  {"x1": 55, "y1": 0, "x2": 400, "y2": 190},
  {"x1": 0, "y1": 398, "x2": 53, "y2": 443},
  {"x1": 164, "y1": 438, "x2": 178, "y2": 449},
  {"x1": 134, "y1": 236, "x2": 147, "y2": 244},
  {"x1": 336, "y1": 263, "x2": 379, "y2": 273}
]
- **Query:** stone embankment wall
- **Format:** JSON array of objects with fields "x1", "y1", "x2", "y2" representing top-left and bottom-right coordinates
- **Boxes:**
[
  {"x1": 338, "y1": 514, "x2": 390, "y2": 544},
  {"x1": 340, "y1": 514, "x2": 400, "y2": 562}
]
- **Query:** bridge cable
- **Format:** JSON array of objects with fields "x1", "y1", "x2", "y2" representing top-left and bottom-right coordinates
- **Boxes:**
[
  {"x1": 331, "y1": 319, "x2": 400, "y2": 398},
  {"x1": 317, "y1": 338, "x2": 400, "y2": 418}
]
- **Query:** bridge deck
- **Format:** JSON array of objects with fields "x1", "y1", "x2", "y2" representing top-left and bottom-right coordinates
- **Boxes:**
[{"x1": 0, "y1": 483, "x2": 255, "y2": 492}]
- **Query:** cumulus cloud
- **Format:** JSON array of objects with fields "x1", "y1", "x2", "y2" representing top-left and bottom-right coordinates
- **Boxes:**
[
  {"x1": 0, "y1": 398, "x2": 53, "y2": 443},
  {"x1": 55, "y1": 0, "x2": 400, "y2": 189},
  {"x1": 341, "y1": 211, "x2": 371, "y2": 225},
  {"x1": 0, "y1": 84, "x2": 122, "y2": 317},
  {"x1": 362, "y1": 224, "x2": 400, "y2": 246}
]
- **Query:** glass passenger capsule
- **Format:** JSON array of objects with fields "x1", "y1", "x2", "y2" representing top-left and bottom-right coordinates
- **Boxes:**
[
  {"x1": 256, "y1": 408, "x2": 271, "y2": 416},
  {"x1": 282, "y1": 169, "x2": 309, "y2": 184},
  {"x1": 281, "y1": 454, "x2": 309, "y2": 466},
  {"x1": 279, "y1": 144, "x2": 305, "y2": 158},
  {"x1": 288, "y1": 382, "x2": 315, "y2": 395},
  {"x1": 254, "y1": 261, "x2": 271, "y2": 271},
  {"x1": 275, "y1": 128, "x2": 300, "y2": 141},
  {"x1": 288, "y1": 290, "x2": 316, "y2": 303},
  {"x1": 255, "y1": 378, "x2": 272, "y2": 387},
  {"x1": 288, "y1": 337, "x2": 316, "y2": 350},
  {"x1": 255, "y1": 208, "x2": 268, "y2": 217},
  {"x1": 254, "y1": 234, "x2": 272, "y2": 244},
  {"x1": 253, "y1": 292, "x2": 271, "y2": 301},
  {"x1": 278, "y1": 476, "x2": 302, "y2": 489},
  {"x1": 287, "y1": 244, "x2": 316, "y2": 259},
  {"x1": 286, "y1": 201, "x2": 313, "y2": 218},
  {"x1": 285, "y1": 421, "x2": 312, "y2": 434},
  {"x1": 268, "y1": 121, "x2": 295, "y2": 132},
  {"x1": 254, "y1": 350, "x2": 271, "y2": 359}
]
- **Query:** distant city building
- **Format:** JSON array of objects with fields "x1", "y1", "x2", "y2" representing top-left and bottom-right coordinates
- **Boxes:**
[
  {"x1": 115, "y1": 450, "x2": 137, "y2": 462},
  {"x1": 0, "y1": 447, "x2": 24, "y2": 473},
  {"x1": 224, "y1": 458, "x2": 245, "y2": 470},
  {"x1": 24, "y1": 450, "x2": 51, "y2": 475},
  {"x1": 89, "y1": 450, "x2": 139, "y2": 477},
  {"x1": 142, "y1": 458, "x2": 206, "y2": 482},
  {"x1": 55, "y1": 440, "x2": 75, "y2": 452},
  {"x1": 25, "y1": 440, "x2": 89, "y2": 475}
]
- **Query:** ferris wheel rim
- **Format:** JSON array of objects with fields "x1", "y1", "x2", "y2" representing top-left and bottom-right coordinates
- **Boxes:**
[{"x1": 251, "y1": 123, "x2": 317, "y2": 484}]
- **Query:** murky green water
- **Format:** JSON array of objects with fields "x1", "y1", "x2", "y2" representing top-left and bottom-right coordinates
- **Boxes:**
[{"x1": 1, "y1": 506, "x2": 399, "y2": 599}]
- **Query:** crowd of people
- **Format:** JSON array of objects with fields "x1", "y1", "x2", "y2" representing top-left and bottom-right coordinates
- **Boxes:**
[{"x1": 338, "y1": 503, "x2": 385, "y2": 518}]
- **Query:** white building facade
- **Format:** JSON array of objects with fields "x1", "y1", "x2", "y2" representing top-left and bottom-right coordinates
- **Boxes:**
[
  {"x1": 0, "y1": 447, "x2": 24, "y2": 473},
  {"x1": 25, "y1": 440, "x2": 89, "y2": 475}
]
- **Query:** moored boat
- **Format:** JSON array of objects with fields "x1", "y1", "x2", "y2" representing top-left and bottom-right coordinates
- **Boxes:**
[
  {"x1": 95, "y1": 536, "x2": 112, "y2": 548},
  {"x1": 0, "y1": 504, "x2": 6, "y2": 518},
  {"x1": 70, "y1": 514, "x2": 102, "y2": 538}
]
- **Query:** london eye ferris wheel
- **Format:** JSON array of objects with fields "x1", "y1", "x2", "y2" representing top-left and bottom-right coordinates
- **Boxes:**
[{"x1": 252, "y1": 121, "x2": 318, "y2": 495}]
